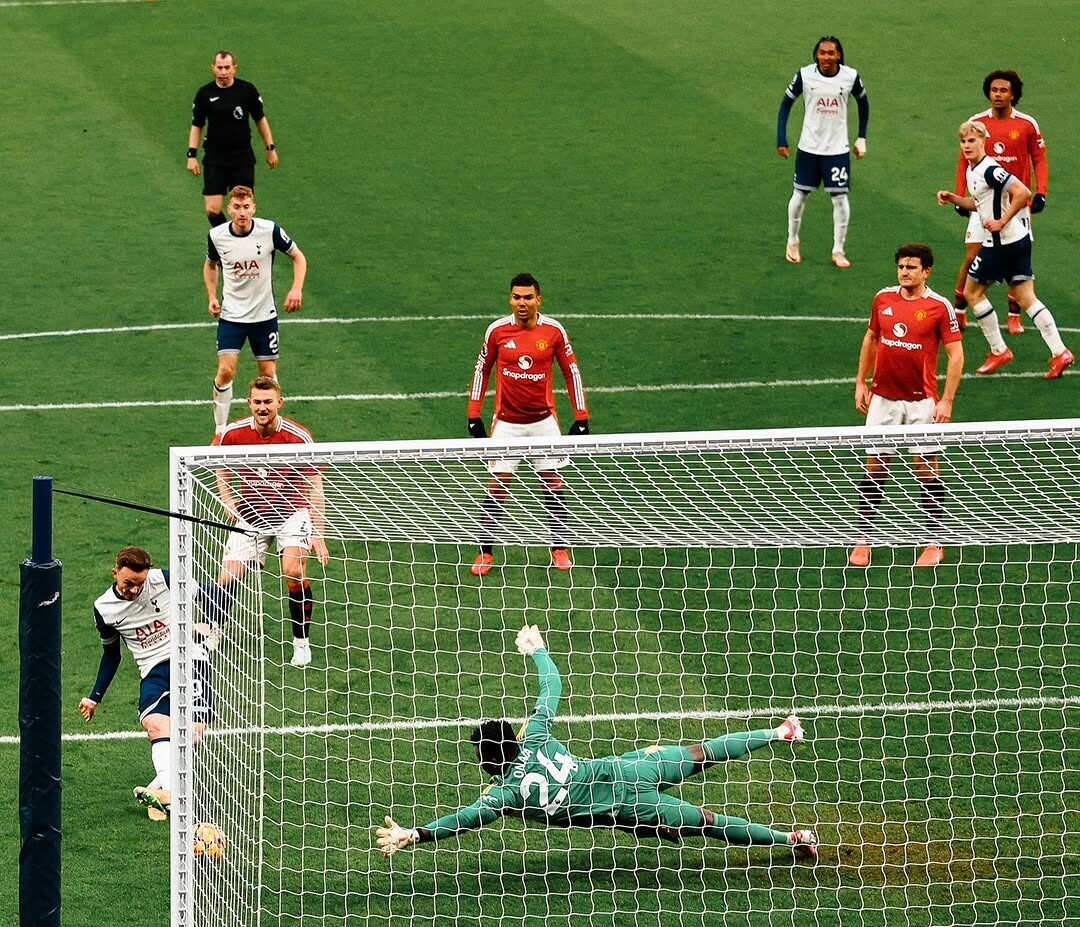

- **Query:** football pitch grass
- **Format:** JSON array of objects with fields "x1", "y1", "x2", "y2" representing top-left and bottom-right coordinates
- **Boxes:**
[{"x1": 1, "y1": 0, "x2": 1078, "y2": 924}]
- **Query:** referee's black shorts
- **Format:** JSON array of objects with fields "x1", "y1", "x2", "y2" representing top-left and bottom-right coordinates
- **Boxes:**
[{"x1": 202, "y1": 152, "x2": 256, "y2": 196}]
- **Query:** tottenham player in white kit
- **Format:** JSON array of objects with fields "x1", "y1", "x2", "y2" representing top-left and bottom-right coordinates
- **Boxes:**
[
  {"x1": 204, "y1": 185, "x2": 308, "y2": 439},
  {"x1": 937, "y1": 122, "x2": 1072, "y2": 379},
  {"x1": 78, "y1": 547, "x2": 213, "y2": 820},
  {"x1": 777, "y1": 36, "x2": 869, "y2": 268}
]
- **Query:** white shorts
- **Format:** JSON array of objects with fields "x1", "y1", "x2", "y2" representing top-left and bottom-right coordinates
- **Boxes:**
[
  {"x1": 966, "y1": 207, "x2": 1033, "y2": 244},
  {"x1": 488, "y1": 415, "x2": 570, "y2": 474},
  {"x1": 223, "y1": 508, "x2": 314, "y2": 566},
  {"x1": 865, "y1": 395, "x2": 942, "y2": 457}
]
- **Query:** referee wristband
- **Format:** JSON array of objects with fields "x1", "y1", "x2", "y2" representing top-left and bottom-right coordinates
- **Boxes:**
[
  {"x1": 187, "y1": 148, "x2": 198, "y2": 158},
  {"x1": 265, "y1": 144, "x2": 276, "y2": 151}
]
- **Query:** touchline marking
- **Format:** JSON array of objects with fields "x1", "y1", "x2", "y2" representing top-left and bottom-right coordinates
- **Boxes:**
[
  {"x1": 0, "y1": 370, "x2": 1060, "y2": 414},
  {"x1": 4, "y1": 312, "x2": 1076, "y2": 342},
  {"x1": 2, "y1": 693, "x2": 1073, "y2": 745}
]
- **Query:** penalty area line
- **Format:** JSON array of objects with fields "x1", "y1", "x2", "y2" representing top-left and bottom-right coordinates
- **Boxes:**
[
  {"x1": 2, "y1": 692, "x2": 1074, "y2": 745},
  {"x1": 0, "y1": 369, "x2": 1061, "y2": 414}
]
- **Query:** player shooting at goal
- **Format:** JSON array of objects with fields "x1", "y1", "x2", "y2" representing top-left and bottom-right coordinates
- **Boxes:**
[{"x1": 377, "y1": 625, "x2": 818, "y2": 859}]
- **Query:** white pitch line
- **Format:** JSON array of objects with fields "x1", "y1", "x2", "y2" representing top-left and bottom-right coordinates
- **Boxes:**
[
  {"x1": 0, "y1": 0, "x2": 154, "y2": 7},
  {"x1": 3, "y1": 312, "x2": 1078, "y2": 343},
  {"x1": 0, "y1": 369, "x2": 1061, "y2": 414},
  {"x1": 1, "y1": 692, "x2": 1074, "y2": 746}
]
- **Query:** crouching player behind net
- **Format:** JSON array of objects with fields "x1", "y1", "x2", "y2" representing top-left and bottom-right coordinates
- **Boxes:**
[{"x1": 377, "y1": 625, "x2": 817, "y2": 860}]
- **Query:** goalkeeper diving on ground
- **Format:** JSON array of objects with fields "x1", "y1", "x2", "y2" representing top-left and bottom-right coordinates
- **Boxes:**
[{"x1": 376, "y1": 625, "x2": 817, "y2": 860}]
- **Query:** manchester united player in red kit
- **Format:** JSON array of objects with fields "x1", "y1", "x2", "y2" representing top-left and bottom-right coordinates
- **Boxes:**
[
  {"x1": 850, "y1": 245, "x2": 964, "y2": 568},
  {"x1": 951, "y1": 70, "x2": 1048, "y2": 334},
  {"x1": 213, "y1": 377, "x2": 329, "y2": 666},
  {"x1": 467, "y1": 274, "x2": 590, "y2": 576}
]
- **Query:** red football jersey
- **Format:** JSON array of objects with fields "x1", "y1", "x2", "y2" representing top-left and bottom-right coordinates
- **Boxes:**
[
  {"x1": 468, "y1": 314, "x2": 588, "y2": 425},
  {"x1": 868, "y1": 287, "x2": 961, "y2": 402},
  {"x1": 219, "y1": 415, "x2": 317, "y2": 526},
  {"x1": 954, "y1": 108, "x2": 1047, "y2": 196}
]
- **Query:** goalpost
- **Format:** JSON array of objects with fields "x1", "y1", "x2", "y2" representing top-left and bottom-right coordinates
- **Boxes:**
[{"x1": 169, "y1": 420, "x2": 1080, "y2": 927}]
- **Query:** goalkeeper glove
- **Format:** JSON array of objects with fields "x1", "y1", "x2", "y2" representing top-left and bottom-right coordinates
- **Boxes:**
[
  {"x1": 467, "y1": 418, "x2": 487, "y2": 439},
  {"x1": 853, "y1": 137, "x2": 867, "y2": 158},
  {"x1": 515, "y1": 624, "x2": 546, "y2": 656},
  {"x1": 1031, "y1": 193, "x2": 1046, "y2": 214},
  {"x1": 568, "y1": 419, "x2": 590, "y2": 436},
  {"x1": 953, "y1": 204, "x2": 971, "y2": 218},
  {"x1": 375, "y1": 816, "x2": 419, "y2": 857}
]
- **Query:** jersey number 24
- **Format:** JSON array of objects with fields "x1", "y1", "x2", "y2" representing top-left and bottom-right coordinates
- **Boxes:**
[{"x1": 520, "y1": 749, "x2": 578, "y2": 816}]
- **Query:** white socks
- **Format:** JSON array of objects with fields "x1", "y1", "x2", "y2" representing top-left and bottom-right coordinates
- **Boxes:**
[
  {"x1": 831, "y1": 194, "x2": 850, "y2": 254},
  {"x1": 787, "y1": 189, "x2": 809, "y2": 243},
  {"x1": 213, "y1": 380, "x2": 233, "y2": 431},
  {"x1": 1026, "y1": 301, "x2": 1067, "y2": 355},
  {"x1": 151, "y1": 738, "x2": 172, "y2": 793},
  {"x1": 972, "y1": 300, "x2": 1007, "y2": 354}
]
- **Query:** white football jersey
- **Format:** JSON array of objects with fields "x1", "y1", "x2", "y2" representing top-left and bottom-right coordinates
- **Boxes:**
[
  {"x1": 207, "y1": 218, "x2": 297, "y2": 323},
  {"x1": 785, "y1": 63, "x2": 867, "y2": 155},
  {"x1": 93, "y1": 569, "x2": 171, "y2": 678},
  {"x1": 966, "y1": 157, "x2": 1031, "y2": 247}
]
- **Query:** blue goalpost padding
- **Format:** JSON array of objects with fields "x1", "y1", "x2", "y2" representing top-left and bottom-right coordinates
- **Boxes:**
[{"x1": 19, "y1": 476, "x2": 62, "y2": 927}]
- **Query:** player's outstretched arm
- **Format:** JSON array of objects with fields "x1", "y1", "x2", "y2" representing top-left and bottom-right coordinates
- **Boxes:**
[
  {"x1": 375, "y1": 816, "x2": 420, "y2": 857},
  {"x1": 516, "y1": 624, "x2": 562, "y2": 724}
]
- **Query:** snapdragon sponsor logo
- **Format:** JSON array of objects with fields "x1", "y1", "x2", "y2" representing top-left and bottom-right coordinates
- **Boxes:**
[{"x1": 502, "y1": 367, "x2": 546, "y2": 381}]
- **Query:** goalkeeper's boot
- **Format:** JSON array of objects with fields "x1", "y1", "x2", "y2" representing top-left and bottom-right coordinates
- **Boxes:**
[
  {"x1": 831, "y1": 251, "x2": 851, "y2": 269},
  {"x1": 1046, "y1": 348, "x2": 1074, "y2": 380},
  {"x1": 134, "y1": 786, "x2": 171, "y2": 819},
  {"x1": 470, "y1": 553, "x2": 494, "y2": 577},
  {"x1": 290, "y1": 638, "x2": 312, "y2": 668},
  {"x1": 790, "y1": 829, "x2": 818, "y2": 861},
  {"x1": 916, "y1": 545, "x2": 944, "y2": 568},
  {"x1": 777, "y1": 715, "x2": 805, "y2": 743},
  {"x1": 785, "y1": 242, "x2": 801, "y2": 264},
  {"x1": 976, "y1": 348, "x2": 1013, "y2": 375},
  {"x1": 848, "y1": 545, "x2": 871, "y2": 568},
  {"x1": 551, "y1": 548, "x2": 573, "y2": 571}
]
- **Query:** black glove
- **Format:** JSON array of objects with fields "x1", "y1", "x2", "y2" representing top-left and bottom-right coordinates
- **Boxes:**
[
  {"x1": 953, "y1": 204, "x2": 970, "y2": 218},
  {"x1": 467, "y1": 418, "x2": 487, "y2": 438},
  {"x1": 1031, "y1": 193, "x2": 1046, "y2": 214},
  {"x1": 568, "y1": 419, "x2": 590, "y2": 436}
]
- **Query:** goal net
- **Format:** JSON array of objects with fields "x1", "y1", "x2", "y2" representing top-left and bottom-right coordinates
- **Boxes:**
[{"x1": 169, "y1": 421, "x2": 1080, "y2": 927}]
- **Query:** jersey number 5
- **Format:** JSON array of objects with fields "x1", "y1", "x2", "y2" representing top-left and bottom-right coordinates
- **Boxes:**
[{"x1": 520, "y1": 749, "x2": 577, "y2": 816}]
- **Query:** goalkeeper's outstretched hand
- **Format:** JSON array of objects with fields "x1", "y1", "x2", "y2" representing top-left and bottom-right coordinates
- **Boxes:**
[
  {"x1": 568, "y1": 419, "x2": 590, "y2": 436},
  {"x1": 515, "y1": 624, "x2": 545, "y2": 656},
  {"x1": 375, "y1": 816, "x2": 419, "y2": 857},
  {"x1": 467, "y1": 418, "x2": 487, "y2": 438}
]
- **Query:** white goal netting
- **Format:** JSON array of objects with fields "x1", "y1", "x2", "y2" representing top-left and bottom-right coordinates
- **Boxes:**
[{"x1": 170, "y1": 421, "x2": 1080, "y2": 927}]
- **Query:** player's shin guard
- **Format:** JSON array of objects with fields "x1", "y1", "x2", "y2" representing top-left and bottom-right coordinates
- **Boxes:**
[
  {"x1": 702, "y1": 727, "x2": 779, "y2": 764},
  {"x1": 830, "y1": 193, "x2": 850, "y2": 254},
  {"x1": 213, "y1": 380, "x2": 234, "y2": 431},
  {"x1": 1026, "y1": 301, "x2": 1067, "y2": 355},
  {"x1": 479, "y1": 493, "x2": 504, "y2": 555},
  {"x1": 542, "y1": 489, "x2": 570, "y2": 550},
  {"x1": 787, "y1": 189, "x2": 809, "y2": 243},
  {"x1": 921, "y1": 478, "x2": 945, "y2": 533},
  {"x1": 199, "y1": 582, "x2": 235, "y2": 626},
  {"x1": 151, "y1": 737, "x2": 172, "y2": 792},
  {"x1": 972, "y1": 300, "x2": 1007, "y2": 353},
  {"x1": 857, "y1": 473, "x2": 886, "y2": 536},
  {"x1": 287, "y1": 580, "x2": 313, "y2": 640}
]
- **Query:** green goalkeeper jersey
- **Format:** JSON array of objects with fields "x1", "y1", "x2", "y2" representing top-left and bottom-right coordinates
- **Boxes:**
[{"x1": 424, "y1": 649, "x2": 630, "y2": 840}]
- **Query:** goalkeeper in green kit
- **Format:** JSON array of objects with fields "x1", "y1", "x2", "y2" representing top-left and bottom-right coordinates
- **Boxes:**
[{"x1": 376, "y1": 625, "x2": 818, "y2": 860}]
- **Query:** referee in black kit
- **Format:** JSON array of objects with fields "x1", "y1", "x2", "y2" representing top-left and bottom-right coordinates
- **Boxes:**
[{"x1": 186, "y1": 50, "x2": 280, "y2": 226}]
